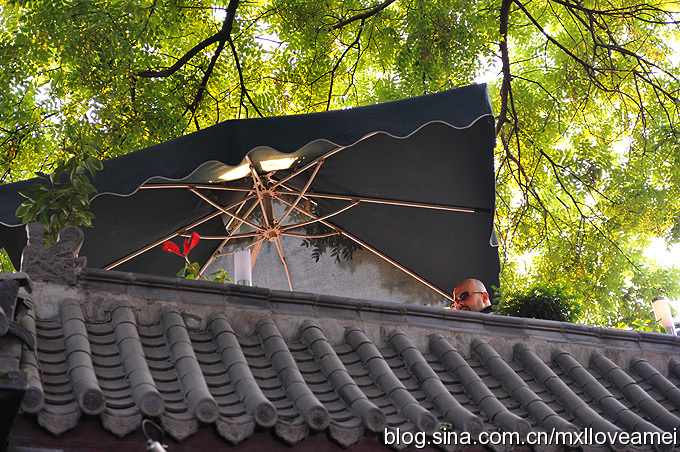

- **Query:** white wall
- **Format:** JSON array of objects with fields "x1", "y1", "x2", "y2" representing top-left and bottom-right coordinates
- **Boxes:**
[{"x1": 204, "y1": 237, "x2": 449, "y2": 307}]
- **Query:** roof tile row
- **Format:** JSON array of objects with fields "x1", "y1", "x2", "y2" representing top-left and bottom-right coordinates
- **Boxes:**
[{"x1": 15, "y1": 294, "x2": 680, "y2": 451}]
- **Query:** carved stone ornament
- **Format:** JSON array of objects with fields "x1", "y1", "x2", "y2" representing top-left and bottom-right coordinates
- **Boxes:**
[{"x1": 20, "y1": 224, "x2": 87, "y2": 285}]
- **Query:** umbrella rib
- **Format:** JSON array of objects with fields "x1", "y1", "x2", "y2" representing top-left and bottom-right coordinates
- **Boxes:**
[
  {"x1": 199, "y1": 238, "x2": 229, "y2": 277},
  {"x1": 245, "y1": 155, "x2": 265, "y2": 187},
  {"x1": 270, "y1": 176, "x2": 484, "y2": 213},
  {"x1": 273, "y1": 237, "x2": 293, "y2": 291},
  {"x1": 277, "y1": 199, "x2": 454, "y2": 302},
  {"x1": 223, "y1": 198, "x2": 261, "y2": 239},
  {"x1": 278, "y1": 160, "x2": 324, "y2": 225},
  {"x1": 181, "y1": 232, "x2": 261, "y2": 240},
  {"x1": 139, "y1": 183, "x2": 252, "y2": 192},
  {"x1": 214, "y1": 237, "x2": 266, "y2": 257},
  {"x1": 189, "y1": 188, "x2": 262, "y2": 231},
  {"x1": 340, "y1": 229, "x2": 454, "y2": 301},
  {"x1": 103, "y1": 210, "x2": 223, "y2": 270},
  {"x1": 276, "y1": 182, "x2": 322, "y2": 214},
  {"x1": 279, "y1": 199, "x2": 359, "y2": 232},
  {"x1": 222, "y1": 196, "x2": 254, "y2": 237},
  {"x1": 200, "y1": 198, "x2": 262, "y2": 274},
  {"x1": 281, "y1": 231, "x2": 340, "y2": 239},
  {"x1": 271, "y1": 142, "x2": 355, "y2": 189},
  {"x1": 301, "y1": 192, "x2": 483, "y2": 213},
  {"x1": 105, "y1": 193, "x2": 257, "y2": 270},
  {"x1": 199, "y1": 198, "x2": 257, "y2": 276}
]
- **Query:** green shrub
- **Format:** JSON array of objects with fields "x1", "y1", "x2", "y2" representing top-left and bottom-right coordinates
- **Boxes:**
[
  {"x1": 495, "y1": 285, "x2": 582, "y2": 323},
  {"x1": 15, "y1": 155, "x2": 102, "y2": 246}
]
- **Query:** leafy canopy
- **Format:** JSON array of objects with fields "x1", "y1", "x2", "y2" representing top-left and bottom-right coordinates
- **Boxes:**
[
  {"x1": 1, "y1": 0, "x2": 680, "y2": 326},
  {"x1": 15, "y1": 155, "x2": 102, "y2": 246}
]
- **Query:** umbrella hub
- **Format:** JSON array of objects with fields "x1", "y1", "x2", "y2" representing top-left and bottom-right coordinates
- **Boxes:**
[
  {"x1": 261, "y1": 188, "x2": 276, "y2": 198},
  {"x1": 262, "y1": 224, "x2": 282, "y2": 241}
]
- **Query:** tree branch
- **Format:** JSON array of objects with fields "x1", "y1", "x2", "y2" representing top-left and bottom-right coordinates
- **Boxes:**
[
  {"x1": 137, "y1": 35, "x2": 222, "y2": 78},
  {"x1": 135, "y1": 0, "x2": 158, "y2": 42},
  {"x1": 495, "y1": 0, "x2": 513, "y2": 135},
  {"x1": 228, "y1": 37, "x2": 263, "y2": 117},
  {"x1": 518, "y1": 0, "x2": 680, "y2": 107},
  {"x1": 184, "y1": 38, "x2": 228, "y2": 118},
  {"x1": 326, "y1": 21, "x2": 364, "y2": 110},
  {"x1": 137, "y1": 0, "x2": 239, "y2": 78},
  {"x1": 540, "y1": 148, "x2": 642, "y2": 271},
  {"x1": 514, "y1": 0, "x2": 606, "y2": 91},
  {"x1": 331, "y1": 0, "x2": 397, "y2": 30},
  {"x1": 549, "y1": 0, "x2": 680, "y2": 25}
]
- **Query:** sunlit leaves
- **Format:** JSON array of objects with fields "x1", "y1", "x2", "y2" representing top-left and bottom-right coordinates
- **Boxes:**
[{"x1": 495, "y1": 0, "x2": 680, "y2": 325}]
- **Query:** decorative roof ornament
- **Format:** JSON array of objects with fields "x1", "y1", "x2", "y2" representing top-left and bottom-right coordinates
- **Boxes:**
[{"x1": 20, "y1": 224, "x2": 86, "y2": 285}]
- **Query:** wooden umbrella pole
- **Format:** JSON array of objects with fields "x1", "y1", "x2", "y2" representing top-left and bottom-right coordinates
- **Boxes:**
[{"x1": 246, "y1": 155, "x2": 275, "y2": 229}]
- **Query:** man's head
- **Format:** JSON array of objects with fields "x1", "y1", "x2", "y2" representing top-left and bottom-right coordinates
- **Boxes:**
[{"x1": 452, "y1": 278, "x2": 490, "y2": 312}]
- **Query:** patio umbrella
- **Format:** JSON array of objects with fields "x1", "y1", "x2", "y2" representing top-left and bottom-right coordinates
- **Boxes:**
[{"x1": 0, "y1": 84, "x2": 500, "y2": 300}]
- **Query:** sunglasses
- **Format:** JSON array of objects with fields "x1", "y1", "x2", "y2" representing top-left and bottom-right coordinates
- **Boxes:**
[{"x1": 453, "y1": 291, "x2": 483, "y2": 303}]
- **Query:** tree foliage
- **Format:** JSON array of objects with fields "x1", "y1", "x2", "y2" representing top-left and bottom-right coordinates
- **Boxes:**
[
  {"x1": 1, "y1": 0, "x2": 680, "y2": 325},
  {"x1": 495, "y1": 284, "x2": 583, "y2": 323},
  {"x1": 15, "y1": 155, "x2": 102, "y2": 245}
]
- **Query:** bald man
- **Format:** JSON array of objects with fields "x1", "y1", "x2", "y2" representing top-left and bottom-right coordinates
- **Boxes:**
[{"x1": 452, "y1": 278, "x2": 492, "y2": 313}]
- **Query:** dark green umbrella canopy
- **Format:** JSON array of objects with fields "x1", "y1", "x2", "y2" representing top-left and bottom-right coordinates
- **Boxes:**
[{"x1": 0, "y1": 84, "x2": 499, "y2": 300}]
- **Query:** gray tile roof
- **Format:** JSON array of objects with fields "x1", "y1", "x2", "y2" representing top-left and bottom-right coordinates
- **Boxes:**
[{"x1": 13, "y1": 268, "x2": 680, "y2": 451}]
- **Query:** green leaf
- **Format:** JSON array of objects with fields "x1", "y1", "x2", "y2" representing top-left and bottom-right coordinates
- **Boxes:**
[
  {"x1": 15, "y1": 204, "x2": 30, "y2": 218},
  {"x1": 85, "y1": 156, "x2": 103, "y2": 175},
  {"x1": 17, "y1": 194, "x2": 33, "y2": 204}
]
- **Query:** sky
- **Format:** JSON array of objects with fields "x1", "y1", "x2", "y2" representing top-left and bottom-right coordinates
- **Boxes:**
[{"x1": 646, "y1": 238, "x2": 680, "y2": 268}]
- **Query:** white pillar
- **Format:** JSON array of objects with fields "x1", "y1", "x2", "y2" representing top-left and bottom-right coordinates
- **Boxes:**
[
  {"x1": 234, "y1": 249, "x2": 252, "y2": 286},
  {"x1": 652, "y1": 296, "x2": 676, "y2": 335}
]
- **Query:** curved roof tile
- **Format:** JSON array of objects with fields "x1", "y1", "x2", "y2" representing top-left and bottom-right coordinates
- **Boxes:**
[{"x1": 12, "y1": 269, "x2": 680, "y2": 451}]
